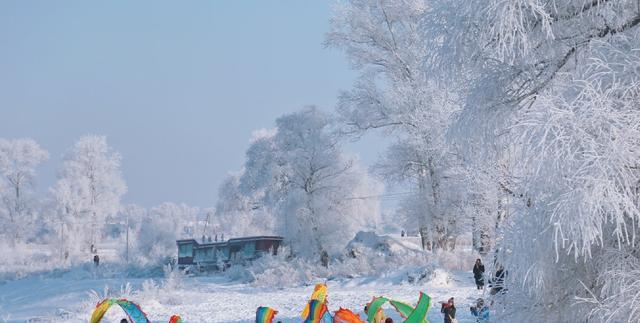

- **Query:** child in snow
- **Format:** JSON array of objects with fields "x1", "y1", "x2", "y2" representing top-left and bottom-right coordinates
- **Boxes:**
[
  {"x1": 470, "y1": 298, "x2": 490, "y2": 322},
  {"x1": 473, "y1": 259, "x2": 485, "y2": 289},
  {"x1": 440, "y1": 297, "x2": 456, "y2": 323}
]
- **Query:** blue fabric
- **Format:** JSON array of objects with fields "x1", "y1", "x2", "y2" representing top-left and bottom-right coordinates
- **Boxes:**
[
  {"x1": 118, "y1": 301, "x2": 150, "y2": 323},
  {"x1": 471, "y1": 306, "x2": 490, "y2": 322},
  {"x1": 322, "y1": 310, "x2": 333, "y2": 323}
]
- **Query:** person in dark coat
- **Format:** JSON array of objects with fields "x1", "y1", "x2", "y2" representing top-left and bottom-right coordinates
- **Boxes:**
[
  {"x1": 320, "y1": 250, "x2": 330, "y2": 268},
  {"x1": 93, "y1": 254, "x2": 100, "y2": 267},
  {"x1": 473, "y1": 258, "x2": 485, "y2": 289},
  {"x1": 440, "y1": 297, "x2": 456, "y2": 323}
]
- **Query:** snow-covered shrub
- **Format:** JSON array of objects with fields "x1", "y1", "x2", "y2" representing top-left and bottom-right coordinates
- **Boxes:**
[
  {"x1": 225, "y1": 247, "x2": 318, "y2": 287},
  {"x1": 157, "y1": 265, "x2": 185, "y2": 305},
  {"x1": 0, "y1": 242, "x2": 59, "y2": 279},
  {"x1": 162, "y1": 264, "x2": 183, "y2": 291},
  {"x1": 231, "y1": 232, "x2": 442, "y2": 287},
  {"x1": 331, "y1": 231, "x2": 430, "y2": 279}
]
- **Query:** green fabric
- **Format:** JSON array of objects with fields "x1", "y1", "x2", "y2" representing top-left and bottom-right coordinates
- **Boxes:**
[
  {"x1": 367, "y1": 297, "x2": 388, "y2": 323},
  {"x1": 404, "y1": 293, "x2": 431, "y2": 323},
  {"x1": 389, "y1": 300, "x2": 413, "y2": 319}
]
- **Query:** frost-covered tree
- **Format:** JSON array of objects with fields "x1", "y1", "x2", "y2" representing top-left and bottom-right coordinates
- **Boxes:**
[
  {"x1": 415, "y1": 0, "x2": 640, "y2": 321},
  {"x1": 327, "y1": 0, "x2": 463, "y2": 250},
  {"x1": 214, "y1": 172, "x2": 274, "y2": 237},
  {"x1": 218, "y1": 107, "x2": 381, "y2": 259},
  {"x1": 0, "y1": 138, "x2": 48, "y2": 243},
  {"x1": 51, "y1": 135, "x2": 126, "y2": 253},
  {"x1": 135, "y1": 202, "x2": 199, "y2": 262},
  {"x1": 373, "y1": 138, "x2": 467, "y2": 250}
]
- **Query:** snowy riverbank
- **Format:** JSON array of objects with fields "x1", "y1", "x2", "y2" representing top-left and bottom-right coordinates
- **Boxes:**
[{"x1": 0, "y1": 268, "x2": 487, "y2": 322}]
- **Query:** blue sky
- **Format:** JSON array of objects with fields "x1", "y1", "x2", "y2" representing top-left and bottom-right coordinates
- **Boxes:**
[{"x1": 0, "y1": 1, "x2": 384, "y2": 207}]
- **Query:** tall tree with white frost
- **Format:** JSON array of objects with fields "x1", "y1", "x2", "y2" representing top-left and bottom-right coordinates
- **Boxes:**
[
  {"x1": 0, "y1": 138, "x2": 48, "y2": 243},
  {"x1": 214, "y1": 172, "x2": 274, "y2": 237},
  {"x1": 51, "y1": 135, "x2": 126, "y2": 253},
  {"x1": 135, "y1": 202, "x2": 198, "y2": 262},
  {"x1": 218, "y1": 107, "x2": 381, "y2": 259},
  {"x1": 416, "y1": 0, "x2": 640, "y2": 321},
  {"x1": 327, "y1": 0, "x2": 463, "y2": 250}
]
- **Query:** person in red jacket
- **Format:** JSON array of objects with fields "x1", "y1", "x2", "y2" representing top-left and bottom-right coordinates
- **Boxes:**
[{"x1": 440, "y1": 297, "x2": 456, "y2": 323}]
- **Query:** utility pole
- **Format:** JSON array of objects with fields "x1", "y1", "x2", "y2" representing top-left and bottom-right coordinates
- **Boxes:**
[
  {"x1": 125, "y1": 213, "x2": 129, "y2": 263},
  {"x1": 203, "y1": 211, "x2": 213, "y2": 238},
  {"x1": 60, "y1": 221, "x2": 64, "y2": 262}
]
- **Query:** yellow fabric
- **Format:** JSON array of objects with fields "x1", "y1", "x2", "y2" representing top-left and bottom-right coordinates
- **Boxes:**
[
  {"x1": 301, "y1": 283, "x2": 328, "y2": 318},
  {"x1": 89, "y1": 300, "x2": 113, "y2": 323}
]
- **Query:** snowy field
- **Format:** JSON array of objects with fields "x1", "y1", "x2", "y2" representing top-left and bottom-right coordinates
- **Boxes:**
[{"x1": 0, "y1": 268, "x2": 485, "y2": 322}]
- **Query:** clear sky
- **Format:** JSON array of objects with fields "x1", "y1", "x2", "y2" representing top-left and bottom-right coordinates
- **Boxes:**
[{"x1": 0, "y1": 1, "x2": 384, "y2": 207}]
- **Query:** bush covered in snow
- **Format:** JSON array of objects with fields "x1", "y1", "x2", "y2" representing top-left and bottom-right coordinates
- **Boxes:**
[{"x1": 220, "y1": 232, "x2": 475, "y2": 288}]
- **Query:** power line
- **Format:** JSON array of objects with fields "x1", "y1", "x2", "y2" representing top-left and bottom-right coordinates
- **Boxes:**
[{"x1": 342, "y1": 191, "x2": 417, "y2": 200}]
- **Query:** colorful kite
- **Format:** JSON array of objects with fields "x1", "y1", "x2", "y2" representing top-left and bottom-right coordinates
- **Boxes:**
[
  {"x1": 366, "y1": 293, "x2": 431, "y2": 323},
  {"x1": 303, "y1": 299, "x2": 329, "y2": 323},
  {"x1": 366, "y1": 297, "x2": 388, "y2": 323},
  {"x1": 403, "y1": 293, "x2": 431, "y2": 323},
  {"x1": 90, "y1": 298, "x2": 150, "y2": 323},
  {"x1": 389, "y1": 300, "x2": 415, "y2": 319},
  {"x1": 333, "y1": 307, "x2": 365, "y2": 323},
  {"x1": 90, "y1": 298, "x2": 184, "y2": 323},
  {"x1": 301, "y1": 283, "x2": 328, "y2": 318},
  {"x1": 256, "y1": 306, "x2": 278, "y2": 323}
]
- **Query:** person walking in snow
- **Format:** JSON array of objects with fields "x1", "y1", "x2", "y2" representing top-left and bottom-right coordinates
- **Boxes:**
[
  {"x1": 320, "y1": 250, "x2": 329, "y2": 268},
  {"x1": 470, "y1": 298, "x2": 490, "y2": 322},
  {"x1": 93, "y1": 254, "x2": 100, "y2": 267},
  {"x1": 473, "y1": 258, "x2": 485, "y2": 289},
  {"x1": 440, "y1": 297, "x2": 456, "y2": 323}
]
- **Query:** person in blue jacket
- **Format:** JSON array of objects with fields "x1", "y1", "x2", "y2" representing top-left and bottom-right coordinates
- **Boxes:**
[{"x1": 470, "y1": 298, "x2": 490, "y2": 322}]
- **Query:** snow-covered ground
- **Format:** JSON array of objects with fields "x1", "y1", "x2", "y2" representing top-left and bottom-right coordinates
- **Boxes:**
[{"x1": 0, "y1": 267, "x2": 486, "y2": 323}]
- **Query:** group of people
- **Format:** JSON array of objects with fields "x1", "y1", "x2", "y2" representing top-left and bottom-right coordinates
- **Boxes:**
[
  {"x1": 437, "y1": 258, "x2": 505, "y2": 323},
  {"x1": 439, "y1": 297, "x2": 489, "y2": 323},
  {"x1": 473, "y1": 258, "x2": 507, "y2": 295}
]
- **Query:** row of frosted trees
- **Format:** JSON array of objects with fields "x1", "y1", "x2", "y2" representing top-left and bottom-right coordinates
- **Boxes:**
[
  {"x1": 322, "y1": 0, "x2": 640, "y2": 322},
  {"x1": 0, "y1": 136, "x2": 200, "y2": 265},
  {"x1": 0, "y1": 136, "x2": 124, "y2": 254}
]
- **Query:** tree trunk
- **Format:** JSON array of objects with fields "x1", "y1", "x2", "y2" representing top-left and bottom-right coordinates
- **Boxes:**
[
  {"x1": 418, "y1": 166, "x2": 431, "y2": 251},
  {"x1": 419, "y1": 227, "x2": 432, "y2": 251}
]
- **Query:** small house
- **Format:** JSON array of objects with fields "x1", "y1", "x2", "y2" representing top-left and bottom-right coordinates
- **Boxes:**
[{"x1": 176, "y1": 236, "x2": 283, "y2": 270}]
